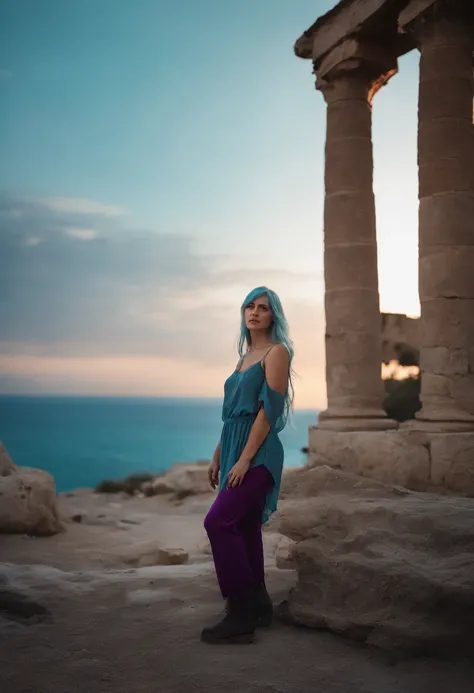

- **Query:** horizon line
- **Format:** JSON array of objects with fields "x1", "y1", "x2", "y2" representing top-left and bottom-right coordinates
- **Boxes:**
[{"x1": 0, "y1": 392, "x2": 320, "y2": 412}]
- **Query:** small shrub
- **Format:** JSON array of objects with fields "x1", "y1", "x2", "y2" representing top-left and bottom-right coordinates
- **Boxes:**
[
  {"x1": 95, "y1": 472, "x2": 154, "y2": 495},
  {"x1": 95, "y1": 479, "x2": 124, "y2": 494},
  {"x1": 383, "y1": 376, "x2": 421, "y2": 422}
]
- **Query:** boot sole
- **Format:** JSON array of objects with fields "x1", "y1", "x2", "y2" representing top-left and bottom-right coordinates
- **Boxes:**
[
  {"x1": 222, "y1": 613, "x2": 273, "y2": 627},
  {"x1": 200, "y1": 632, "x2": 255, "y2": 644}
]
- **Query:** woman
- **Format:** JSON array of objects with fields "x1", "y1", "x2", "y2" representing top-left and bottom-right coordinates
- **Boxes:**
[{"x1": 201, "y1": 286, "x2": 294, "y2": 644}]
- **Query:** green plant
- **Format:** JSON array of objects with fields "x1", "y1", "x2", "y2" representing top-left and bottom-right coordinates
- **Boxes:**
[
  {"x1": 95, "y1": 472, "x2": 154, "y2": 495},
  {"x1": 383, "y1": 376, "x2": 421, "y2": 422}
]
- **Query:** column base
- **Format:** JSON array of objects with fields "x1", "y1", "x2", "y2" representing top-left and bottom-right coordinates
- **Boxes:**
[
  {"x1": 409, "y1": 406, "x2": 474, "y2": 433},
  {"x1": 307, "y1": 426, "x2": 429, "y2": 488},
  {"x1": 307, "y1": 426, "x2": 474, "y2": 496},
  {"x1": 318, "y1": 407, "x2": 398, "y2": 432},
  {"x1": 405, "y1": 420, "x2": 474, "y2": 433}
]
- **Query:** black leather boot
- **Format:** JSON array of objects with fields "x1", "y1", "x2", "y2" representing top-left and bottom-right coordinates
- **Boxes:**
[
  {"x1": 224, "y1": 582, "x2": 273, "y2": 627},
  {"x1": 201, "y1": 586, "x2": 257, "y2": 644},
  {"x1": 255, "y1": 583, "x2": 273, "y2": 627}
]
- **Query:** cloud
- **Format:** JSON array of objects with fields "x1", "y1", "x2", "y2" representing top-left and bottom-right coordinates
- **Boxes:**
[
  {"x1": 0, "y1": 193, "x2": 217, "y2": 357},
  {"x1": 0, "y1": 192, "x2": 326, "y2": 404},
  {"x1": 63, "y1": 227, "x2": 98, "y2": 240},
  {"x1": 24, "y1": 236, "x2": 42, "y2": 247},
  {"x1": 37, "y1": 196, "x2": 126, "y2": 218}
]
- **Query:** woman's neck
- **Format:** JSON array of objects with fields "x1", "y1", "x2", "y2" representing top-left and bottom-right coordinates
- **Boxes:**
[{"x1": 248, "y1": 332, "x2": 273, "y2": 351}]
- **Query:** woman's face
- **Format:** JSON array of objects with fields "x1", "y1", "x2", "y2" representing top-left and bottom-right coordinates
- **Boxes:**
[{"x1": 244, "y1": 294, "x2": 273, "y2": 334}]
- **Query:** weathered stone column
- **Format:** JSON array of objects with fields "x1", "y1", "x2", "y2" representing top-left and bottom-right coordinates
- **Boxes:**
[
  {"x1": 315, "y1": 42, "x2": 398, "y2": 430},
  {"x1": 400, "y1": 0, "x2": 474, "y2": 429}
]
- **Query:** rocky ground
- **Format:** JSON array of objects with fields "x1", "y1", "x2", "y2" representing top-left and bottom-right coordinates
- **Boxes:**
[
  {"x1": 277, "y1": 465, "x2": 474, "y2": 657},
  {"x1": 2, "y1": 476, "x2": 474, "y2": 693}
]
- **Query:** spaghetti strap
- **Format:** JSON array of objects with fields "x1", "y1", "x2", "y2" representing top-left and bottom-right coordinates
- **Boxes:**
[
  {"x1": 262, "y1": 344, "x2": 277, "y2": 369},
  {"x1": 236, "y1": 346, "x2": 276, "y2": 374}
]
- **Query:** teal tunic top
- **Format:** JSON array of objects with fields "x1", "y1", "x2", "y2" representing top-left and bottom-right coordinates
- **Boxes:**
[{"x1": 219, "y1": 358, "x2": 287, "y2": 524}]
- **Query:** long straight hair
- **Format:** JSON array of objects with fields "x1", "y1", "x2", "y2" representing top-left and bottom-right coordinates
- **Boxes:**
[{"x1": 238, "y1": 286, "x2": 295, "y2": 420}]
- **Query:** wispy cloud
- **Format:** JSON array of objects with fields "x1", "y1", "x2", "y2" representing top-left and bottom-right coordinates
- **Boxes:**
[
  {"x1": 24, "y1": 236, "x2": 42, "y2": 247},
  {"x1": 63, "y1": 227, "x2": 98, "y2": 240},
  {"x1": 0, "y1": 191, "x2": 325, "y2": 404},
  {"x1": 0, "y1": 192, "x2": 237, "y2": 362},
  {"x1": 38, "y1": 196, "x2": 126, "y2": 218}
]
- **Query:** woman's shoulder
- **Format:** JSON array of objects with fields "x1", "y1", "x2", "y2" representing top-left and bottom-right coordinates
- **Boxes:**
[
  {"x1": 263, "y1": 344, "x2": 289, "y2": 395},
  {"x1": 265, "y1": 343, "x2": 289, "y2": 363},
  {"x1": 263, "y1": 343, "x2": 290, "y2": 374}
]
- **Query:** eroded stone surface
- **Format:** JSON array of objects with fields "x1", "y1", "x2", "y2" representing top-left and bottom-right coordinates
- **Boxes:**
[
  {"x1": 0, "y1": 442, "x2": 15, "y2": 477},
  {"x1": 277, "y1": 466, "x2": 474, "y2": 656},
  {"x1": 307, "y1": 427, "x2": 474, "y2": 496},
  {"x1": 429, "y1": 432, "x2": 474, "y2": 496},
  {"x1": 307, "y1": 427, "x2": 431, "y2": 490},
  {"x1": 0, "y1": 444, "x2": 62, "y2": 537},
  {"x1": 117, "y1": 541, "x2": 189, "y2": 568},
  {"x1": 142, "y1": 463, "x2": 211, "y2": 499}
]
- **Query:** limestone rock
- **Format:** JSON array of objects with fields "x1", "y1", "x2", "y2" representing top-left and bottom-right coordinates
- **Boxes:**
[
  {"x1": 278, "y1": 465, "x2": 474, "y2": 656},
  {"x1": 0, "y1": 441, "x2": 15, "y2": 476},
  {"x1": 307, "y1": 428, "x2": 431, "y2": 490},
  {"x1": 429, "y1": 432, "x2": 474, "y2": 496},
  {"x1": 279, "y1": 466, "x2": 310, "y2": 499},
  {"x1": 306, "y1": 427, "x2": 474, "y2": 497},
  {"x1": 275, "y1": 536, "x2": 296, "y2": 570},
  {"x1": 0, "y1": 453, "x2": 62, "y2": 537},
  {"x1": 143, "y1": 463, "x2": 211, "y2": 499},
  {"x1": 118, "y1": 541, "x2": 189, "y2": 568},
  {"x1": 197, "y1": 538, "x2": 213, "y2": 556}
]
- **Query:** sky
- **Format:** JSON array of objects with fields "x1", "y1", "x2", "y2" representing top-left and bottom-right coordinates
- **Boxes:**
[{"x1": 0, "y1": 0, "x2": 421, "y2": 408}]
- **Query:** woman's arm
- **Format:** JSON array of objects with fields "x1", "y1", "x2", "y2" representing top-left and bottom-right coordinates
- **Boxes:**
[
  {"x1": 236, "y1": 407, "x2": 270, "y2": 469},
  {"x1": 227, "y1": 344, "x2": 289, "y2": 487},
  {"x1": 208, "y1": 439, "x2": 222, "y2": 489},
  {"x1": 212, "y1": 440, "x2": 221, "y2": 463}
]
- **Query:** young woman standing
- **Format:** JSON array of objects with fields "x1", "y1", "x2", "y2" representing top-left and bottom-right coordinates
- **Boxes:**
[{"x1": 201, "y1": 286, "x2": 293, "y2": 644}]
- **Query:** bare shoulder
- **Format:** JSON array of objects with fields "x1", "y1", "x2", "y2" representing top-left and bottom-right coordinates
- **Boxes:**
[
  {"x1": 266, "y1": 343, "x2": 289, "y2": 367},
  {"x1": 264, "y1": 344, "x2": 289, "y2": 394}
]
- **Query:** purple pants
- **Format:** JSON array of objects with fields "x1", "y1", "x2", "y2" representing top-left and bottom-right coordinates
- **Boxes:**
[{"x1": 204, "y1": 465, "x2": 273, "y2": 599}]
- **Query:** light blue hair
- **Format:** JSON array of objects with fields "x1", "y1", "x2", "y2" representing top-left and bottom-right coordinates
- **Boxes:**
[{"x1": 239, "y1": 286, "x2": 295, "y2": 419}]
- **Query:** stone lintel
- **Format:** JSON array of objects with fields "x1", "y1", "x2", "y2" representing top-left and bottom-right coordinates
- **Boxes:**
[
  {"x1": 295, "y1": 0, "x2": 416, "y2": 63},
  {"x1": 295, "y1": 0, "x2": 391, "y2": 61},
  {"x1": 315, "y1": 38, "x2": 398, "y2": 101},
  {"x1": 398, "y1": 0, "x2": 438, "y2": 30},
  {"x1": 399, "y1": 0, "x2": 474, "y2": 35}
]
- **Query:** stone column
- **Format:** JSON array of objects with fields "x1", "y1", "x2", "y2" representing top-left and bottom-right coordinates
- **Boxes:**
[
  {"x1": 315, "y1": 43, "x2": 398, "y2": 430},
  {"x1": 400, "y1": 0, "x2": 474, "y2": 429}
]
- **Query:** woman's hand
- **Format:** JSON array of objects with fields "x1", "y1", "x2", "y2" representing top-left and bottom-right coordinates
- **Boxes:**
[
  {"x1": 208, "y1": 457, "x2": 220, "y2": 490},
  {"x1": 227, "y1": 458, "x2": 250, "y2": 488}
]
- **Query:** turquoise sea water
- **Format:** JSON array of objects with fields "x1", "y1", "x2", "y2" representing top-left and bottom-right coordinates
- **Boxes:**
[{"x1": 0, "y1": 396, "x2": 318, "y2": 493}]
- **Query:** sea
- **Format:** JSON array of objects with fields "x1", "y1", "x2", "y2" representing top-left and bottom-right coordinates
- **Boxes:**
[{"x1": 0, "y1": 396, "x2": 318, "y2": 493}]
